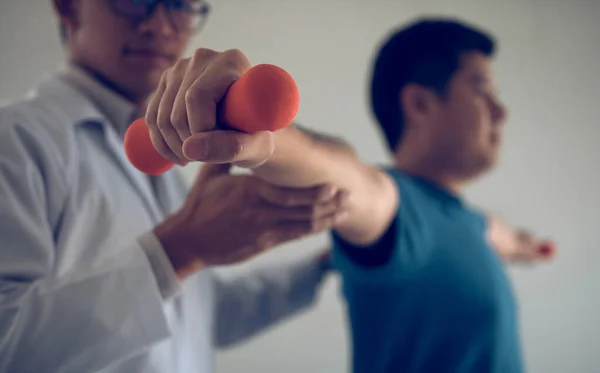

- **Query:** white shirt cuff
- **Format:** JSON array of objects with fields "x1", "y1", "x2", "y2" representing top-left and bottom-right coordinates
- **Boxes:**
[{"x1": 138, "y1": 231, "x2": 182, "y2": 301}]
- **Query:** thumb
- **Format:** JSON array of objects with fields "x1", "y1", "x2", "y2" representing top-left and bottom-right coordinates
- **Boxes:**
[{"x1": 182, "y1": 130, "x2": 274, "y2": 169}]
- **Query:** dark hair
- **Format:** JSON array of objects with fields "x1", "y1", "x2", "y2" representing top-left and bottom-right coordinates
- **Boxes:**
[{"x1": 370, "y1": 17, "x2": 496, "y2": 152}]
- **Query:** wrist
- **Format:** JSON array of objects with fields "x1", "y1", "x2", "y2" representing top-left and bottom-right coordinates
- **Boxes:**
[{"x1": 153, "y1": 213, "x2": 206, "y2": 281}]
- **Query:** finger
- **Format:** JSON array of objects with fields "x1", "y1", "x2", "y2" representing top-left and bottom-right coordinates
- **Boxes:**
[
  {"x1": 537, "y1": 240, "x2": 557, "y2": 259},
  {"x1": 258, "y1": 183, "x2": 342, "y2": 207},
  {"x1": 267, "y1": 190, "x2": 350, "y2": 222},
  {"x1": 145, "y1": 73, "x2": 184, "y2": 165},
  {"x1": 156, "y1": 62, "x2": 189, "y2": 162},
  {"x1": 172, "y1": 49, "x2": 220, "y2": 143},
  {"x1": 185, "y1": 49, "x2": 251, "y2": 134},
  {"x1": 516, "y1": 229, "x2": 534, "y2": 244},
  {"x1": 182, "y1": 130, "x2": 274, "y2": 168},
  {"x1": 268, "y1": 212, "x2": 348, "y2": 245}
]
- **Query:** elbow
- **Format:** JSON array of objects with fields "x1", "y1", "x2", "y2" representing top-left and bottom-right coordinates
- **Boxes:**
[{"x1": 335, "y1": 170, "x2": 399, "y2": 246}]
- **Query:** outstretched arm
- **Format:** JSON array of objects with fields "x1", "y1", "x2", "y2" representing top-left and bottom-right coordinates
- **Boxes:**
[
  {"x1": 251, "y1": 124, "x2": 399, "y2": 246},
  {"x1": 486, "y1": 215, "x2": 557, "y2": 263}
]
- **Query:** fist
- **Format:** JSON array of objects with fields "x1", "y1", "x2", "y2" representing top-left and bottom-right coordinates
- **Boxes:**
[{"x1": 145, "y1": 48, "x2": 275, "y2": 169}]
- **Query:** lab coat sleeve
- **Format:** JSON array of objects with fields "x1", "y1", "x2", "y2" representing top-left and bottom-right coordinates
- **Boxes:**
[
  {"x1": 138, "y1": 231, "x2": 183, "y2": 300},
  {"x1": 0, "y1": 119, "x2": 170, "y2": 373},
  {"x1": 213, "y1": 255, "x2": 330, "y2": 348}
]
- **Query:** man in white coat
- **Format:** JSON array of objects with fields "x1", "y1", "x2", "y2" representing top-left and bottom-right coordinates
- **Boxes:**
[{"x1": 0, "y1": 1, "x2": 348, "y2": 372}]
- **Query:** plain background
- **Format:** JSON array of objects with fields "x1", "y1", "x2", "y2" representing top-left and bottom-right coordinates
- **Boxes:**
[{"x1": 1, "y1": 1, "x2": 599, "y2": 372}]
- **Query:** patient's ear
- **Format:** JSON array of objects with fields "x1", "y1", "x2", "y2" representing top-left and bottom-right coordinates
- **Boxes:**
[
  {"x1": 52, "y1": 0, "x2": 81, "y2": 42},
  {"x1": 400, "y1": 83, "x2": 441, "y2": 127}
]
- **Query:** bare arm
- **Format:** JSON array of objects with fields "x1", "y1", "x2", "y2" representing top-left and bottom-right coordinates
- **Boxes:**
[
  {"x1": 486, "y1": 215, "x2": 557, "y2": 263},
  {"x1": 251, "y1": 124, "x2": 399, "y2": 246}
]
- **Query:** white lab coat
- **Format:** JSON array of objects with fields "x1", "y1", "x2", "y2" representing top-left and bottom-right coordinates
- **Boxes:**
[{"x1": 0, "y1": 72, "x2": 328, "y2": 373}]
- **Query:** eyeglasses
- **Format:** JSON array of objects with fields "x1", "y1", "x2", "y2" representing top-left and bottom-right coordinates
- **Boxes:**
[{"x1": 109, "y1": 0, "x2": 211, "y2": 33}]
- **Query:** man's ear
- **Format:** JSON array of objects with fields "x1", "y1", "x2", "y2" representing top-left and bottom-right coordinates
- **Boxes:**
[
  {"x1": 399, "y1": 84, "x2": 440, "y2": 126},
  {"x1": 52, "y1": 0, "x2": 79, "y2": 38}
]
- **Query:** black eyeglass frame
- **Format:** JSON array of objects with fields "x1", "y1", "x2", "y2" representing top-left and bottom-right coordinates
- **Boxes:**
[{"x1": 108, "y1": 0, "x2": 211, "y2": 34}]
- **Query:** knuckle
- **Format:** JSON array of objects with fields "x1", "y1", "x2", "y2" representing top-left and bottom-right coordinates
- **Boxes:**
[
  {"x1": 309, "y1": 205, "x2": 322, "y2": 219},
  {"x1": 149, "y1": 132, "x2": 170, "y2": 155},
  {"x1": 192, "y1": 48, "x2": 217, "y2": 62},
  {"x1": 156, "y1": 115, "x2": 170, "y2": 130},
  {"x1": 172, "y1": 58, "x2": 189, "y2": 73},
  {"x1": 169, "y1": 111, "x2": 187, "y2": 130},
  {"x1": 159, "y1": 68, "x2": 172, "y2": 83},
  {"x1": 223, "y1": 48, "x2": 248, "y2": 64},
  {"x1": 165, "y1": 66, "x2": 178, "y2": 81},
  {"x1": 219, "y1": 49, "x2": 251, "y2": 75},
  {"x1": 224, "y1": 70, "x2": 244, "y2": 84},
  {"x1": 184, "y1": 87, "x2": 203, "y2": 107},
  {"x1": 256, "y1": 232, "x2": 274, "y2": 251},
  {"x1": 319, "y1": 185, "x2": 337, "y2": 200},
  {"x1": 184, "y1": 80, "x2": 212, "y2": 107},
  {"x1": 145, "y1": 112, "x2": 156, "y2": 127}
]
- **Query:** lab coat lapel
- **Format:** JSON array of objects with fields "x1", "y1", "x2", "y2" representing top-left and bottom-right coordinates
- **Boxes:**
[
  {"x1": 102, "y1": 123, "x2": 165, "y2": 223},
  {"x1": 37, "y1": 76, "x2": 165, "y2": 224}
]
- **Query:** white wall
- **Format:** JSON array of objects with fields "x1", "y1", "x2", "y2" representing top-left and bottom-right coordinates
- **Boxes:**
[{"x1": 1, "y1": 1, "x2": 599, "y2": 372}]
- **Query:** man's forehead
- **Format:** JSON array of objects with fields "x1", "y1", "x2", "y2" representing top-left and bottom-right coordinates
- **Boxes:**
[
  {"x1": 455, "y1": 52, "x2": 496, "y2": 86},
  {"x1": 459, "y1": 52, "x2": 493, "y2": 77}
]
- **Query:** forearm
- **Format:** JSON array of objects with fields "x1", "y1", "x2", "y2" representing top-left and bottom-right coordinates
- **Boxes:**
[
  {"x1": 0, "y1": 242, "x2": 170, "y2": 373},
  {"x1": 252, "y1": 124, "x2": 398, "y2": 245},
  {"x1": 253, "y1": 124, "x2": 362, "y2": 188}
]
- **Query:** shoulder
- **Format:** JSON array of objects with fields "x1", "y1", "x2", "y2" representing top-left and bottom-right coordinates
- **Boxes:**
[
  {"x1": 331, "y1": 168, "x2": 437, "y2": 281},
  {"x1": 0, "y1": 76, "x2": 98, "y2": 200},
  {"x1": 461, "y1": 203, "x2": 490, "y2": 233},
  {"x1": 0, "y1": 75, "x2": 103, "y2": 184},
  {"x1": 381, "y1": 168, "x2": 428, "y2": 199},
  {"x1": 0, "y1": 97, "x2": 67, "y2": 178}
]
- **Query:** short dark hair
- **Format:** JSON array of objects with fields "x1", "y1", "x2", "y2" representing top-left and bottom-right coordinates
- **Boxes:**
[{"x1": 370, "y1": 17, "x2": 496, "y2": 152}]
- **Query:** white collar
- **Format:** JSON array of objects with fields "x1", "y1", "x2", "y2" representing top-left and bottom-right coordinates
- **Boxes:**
[{"x1": 58, "y1": 65, "x2": 139, "y2": 137}]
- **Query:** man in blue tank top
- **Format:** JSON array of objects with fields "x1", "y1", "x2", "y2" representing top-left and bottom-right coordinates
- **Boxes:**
[{"x1": 146, "y1": 16, "x2": 557, "y2": 373}]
